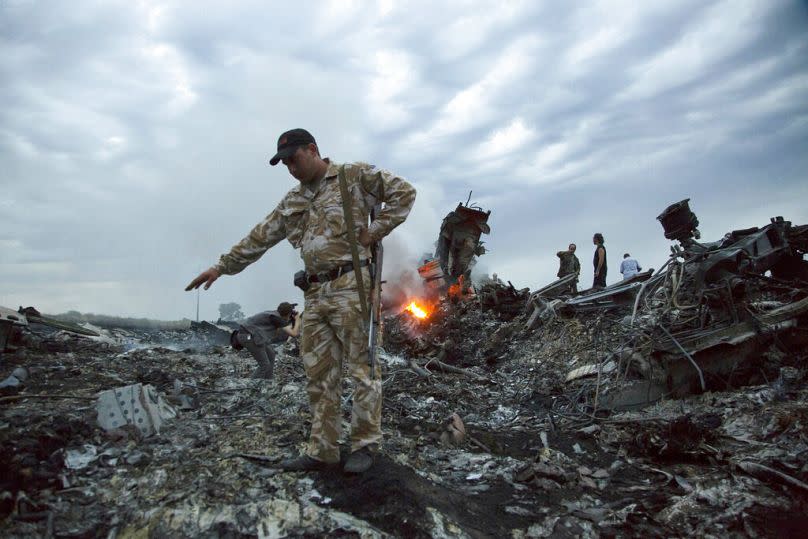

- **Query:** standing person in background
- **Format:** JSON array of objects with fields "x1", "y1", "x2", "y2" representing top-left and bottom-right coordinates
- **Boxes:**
[
  {"x1": 592, "y1": 233, "x2": 607, "y2": 288},
  {"x1": 620, "y1": 253, "x2": 642, "y2": 280},
  {"x1": 556, "y1": 243, "x2": 580, "y2": 293}
]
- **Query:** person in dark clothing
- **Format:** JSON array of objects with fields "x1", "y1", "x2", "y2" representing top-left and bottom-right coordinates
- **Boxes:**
[
  {"x1": 230, "y1": 301, "x2": 301, "y2": 379},
  {"x1": 592, "y1": 233, "x2": 607, "y2": 288}
]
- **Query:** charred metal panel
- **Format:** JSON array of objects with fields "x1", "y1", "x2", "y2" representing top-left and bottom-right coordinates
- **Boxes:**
[
  {"x1": 0, "y1": 306, "x2": 28, "y2": 353},
  {"x1": 434, "y1": 202, "x2": 491, "y2": 287},
  {"x1": 564, "y1": 270, "x2": 654, "y2": 311}
]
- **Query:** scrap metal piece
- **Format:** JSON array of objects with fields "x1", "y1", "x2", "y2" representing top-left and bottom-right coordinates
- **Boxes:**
[
  {"x1": 565, "y1": 361, "x2": 616, "y2": 382},
  {"x1": 0, "y1": 306, "x2": 27, "y2": 326},
  {"x1": 564, "y1": 271, "x2": 653, "y2": 311},
  {"x1": 694, "y1": 220, "x2": 792, "y2": 286},
  {"x1": 0, "y1": 367, "x2": 29, "y2": 389},
  {"x1": 529, "y1": 273, "x2": 578, "y2": 301},
  {"x1": 97, "y1": 383, "x2": 177, "y2": 437},
  {"x1": 19, "y1": 306, "x2": 100, "y2": 337},
  {"x1": 418, "y1": 258, "x2": 446, "y2": 292},
  {"x1": 598, "y1": 381, "x2": 666, "y2": 411},
  {"x1": 525, "y1": 298, "x2": 564, "y2": 330},
  {"x1": 525, "y1": 276, "x2": 577, "y2": 329},
  {"x1": 189, "y1": 320, "x2": 232, "y2": 346},
  {"x1": 1, "y1": 305, "x2": 28, "y2": 353},
  {"x1": 762, "y1": 295, "x2": 808, "y2": 323}
]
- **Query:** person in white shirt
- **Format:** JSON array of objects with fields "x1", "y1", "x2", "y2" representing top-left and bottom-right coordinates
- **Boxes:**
[{"x1": 620, "y1": 253, "x2": 642, "y2": 280}]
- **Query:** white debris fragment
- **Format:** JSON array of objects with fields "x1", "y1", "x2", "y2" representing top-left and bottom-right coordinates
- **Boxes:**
[
  {"x1": 0, "y1": 367, "x2": 29, "y2": 388},
  {"x1": 96, "y1": 383, "x2": 177, "y2": 437},
  {"x1": 281, "y1": 383, "x2": 300, "y2": 393},
  {"x1": 64, "y1": 444, "x2": 98, "y2": 469},
  {"x1": 565, "y1": 361, "x2": 616, "y2": 382}
]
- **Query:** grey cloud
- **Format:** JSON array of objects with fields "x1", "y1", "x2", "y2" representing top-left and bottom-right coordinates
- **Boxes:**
[{"x1": 1, "y1": 0, "x2": 806, "y2": 318}]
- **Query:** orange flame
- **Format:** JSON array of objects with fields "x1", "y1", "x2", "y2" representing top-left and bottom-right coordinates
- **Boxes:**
[
  {"x1": 405, "y1": 301, "x2": 429, "y2": 319},
  {"x1": 447, "y1": 274, "x2": 472, "y2": 299}
]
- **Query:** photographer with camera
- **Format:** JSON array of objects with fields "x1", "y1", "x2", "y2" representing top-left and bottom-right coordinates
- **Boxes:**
[{"x1": 230, "y1": 301, "x2": 301, "y2": 380}]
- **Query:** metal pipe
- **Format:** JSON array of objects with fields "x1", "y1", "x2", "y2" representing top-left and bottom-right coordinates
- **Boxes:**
[{"x1": 671, "y1": 262, "x2": 699, "y2": 310}]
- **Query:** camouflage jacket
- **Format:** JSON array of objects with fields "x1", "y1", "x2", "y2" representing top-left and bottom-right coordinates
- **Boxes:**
[
  {"x1": 215, "y1": 159, "x2": 416, "y2": 276},
  {"x1": 556, "y1": 251, "x2": 581, "y2": 278}
]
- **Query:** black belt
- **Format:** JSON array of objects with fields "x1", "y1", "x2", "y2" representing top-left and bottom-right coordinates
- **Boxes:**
[{"x1": 307, "y1": 260, "x2": 370, "y2": 284}]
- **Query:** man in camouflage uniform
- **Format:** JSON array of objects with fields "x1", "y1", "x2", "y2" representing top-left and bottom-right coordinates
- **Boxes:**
[
  {"x1": 186, "y1": 128, "x2": 416, "y2": 473},
  {"x1": 556, "y1": 243, "x2": 581, "y2": 293}
]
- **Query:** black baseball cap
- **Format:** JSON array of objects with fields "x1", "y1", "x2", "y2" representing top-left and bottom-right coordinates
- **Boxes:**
[
  {"x1": 269, "y1": 128, "x2": 316, "y2": 166},
  {"x1": 277, "y1": 302, "x2": 298, "y2": 317}
]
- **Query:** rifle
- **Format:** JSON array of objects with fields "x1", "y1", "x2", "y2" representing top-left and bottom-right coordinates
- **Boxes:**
[
  {"x1": 337, "y1": 166, "x2": 382, "y2": 378},
  {"x1": 367, "y1": 202, "x2": 384, "y2": 377}
]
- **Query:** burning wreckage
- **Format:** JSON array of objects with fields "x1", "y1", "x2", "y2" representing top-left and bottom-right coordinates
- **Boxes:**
[
  {"x1": 1, "y1": 199, "x2": 807, "y2": 538},
  {"x1": 418, "y1": 196, "x2": 491, "y2": 298}
]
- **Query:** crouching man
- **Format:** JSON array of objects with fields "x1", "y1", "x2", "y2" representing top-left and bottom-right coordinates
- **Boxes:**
[{"x1": 231, "y1": 301, "x2": 301, "y2": 379}]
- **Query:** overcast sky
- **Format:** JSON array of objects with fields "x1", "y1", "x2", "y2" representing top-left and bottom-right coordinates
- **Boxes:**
[{"x1": 2, "y1": 0, "x2": 807, "y2": 320}]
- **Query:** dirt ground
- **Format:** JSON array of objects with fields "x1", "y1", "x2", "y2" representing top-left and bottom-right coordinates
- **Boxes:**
[{"x1": 1, "y1": 304, "x2": 807, "y2": 538}]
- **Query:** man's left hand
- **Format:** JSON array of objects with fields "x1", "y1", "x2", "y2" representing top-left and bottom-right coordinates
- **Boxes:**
[{"x1": 358, "y1": 227, "x2": 373, "y2": 247}]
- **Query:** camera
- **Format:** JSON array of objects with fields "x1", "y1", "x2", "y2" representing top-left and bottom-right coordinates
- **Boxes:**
[{"x1": 293, "y1": 270, "x2": 310, "y2": 292}]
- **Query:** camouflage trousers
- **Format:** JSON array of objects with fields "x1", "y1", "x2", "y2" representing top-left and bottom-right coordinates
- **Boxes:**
[{"x1": 300, "y1": 273, "x2": 382, "y2": 463}]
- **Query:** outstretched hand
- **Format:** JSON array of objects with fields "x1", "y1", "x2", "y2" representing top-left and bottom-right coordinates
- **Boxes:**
[{"x1": 185, "y1": 267, "x2": 221, "y2": 291}]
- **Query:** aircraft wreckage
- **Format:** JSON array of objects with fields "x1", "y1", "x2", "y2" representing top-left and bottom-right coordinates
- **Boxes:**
[{"x1": 521, "y1": 198, "x2": 808, "y2": 405}]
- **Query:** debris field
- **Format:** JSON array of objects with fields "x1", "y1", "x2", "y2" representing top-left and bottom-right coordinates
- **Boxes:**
[{"x1": 1, "y1": 202, "x2": 807, "y2": 538}]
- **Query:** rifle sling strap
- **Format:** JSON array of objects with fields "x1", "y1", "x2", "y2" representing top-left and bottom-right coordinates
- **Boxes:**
[{"x1": 337, "y1": 165, "x2": 369, "y2": 324}]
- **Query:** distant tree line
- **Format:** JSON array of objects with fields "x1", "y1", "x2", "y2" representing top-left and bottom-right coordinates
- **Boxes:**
[{"x1": 52, "y1": 310, "x2": 191, "y2": 330}]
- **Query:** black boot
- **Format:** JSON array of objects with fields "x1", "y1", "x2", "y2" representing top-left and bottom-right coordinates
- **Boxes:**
[{"x1": 344, "y1": 446, "x2": 375, "y2": 474}]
